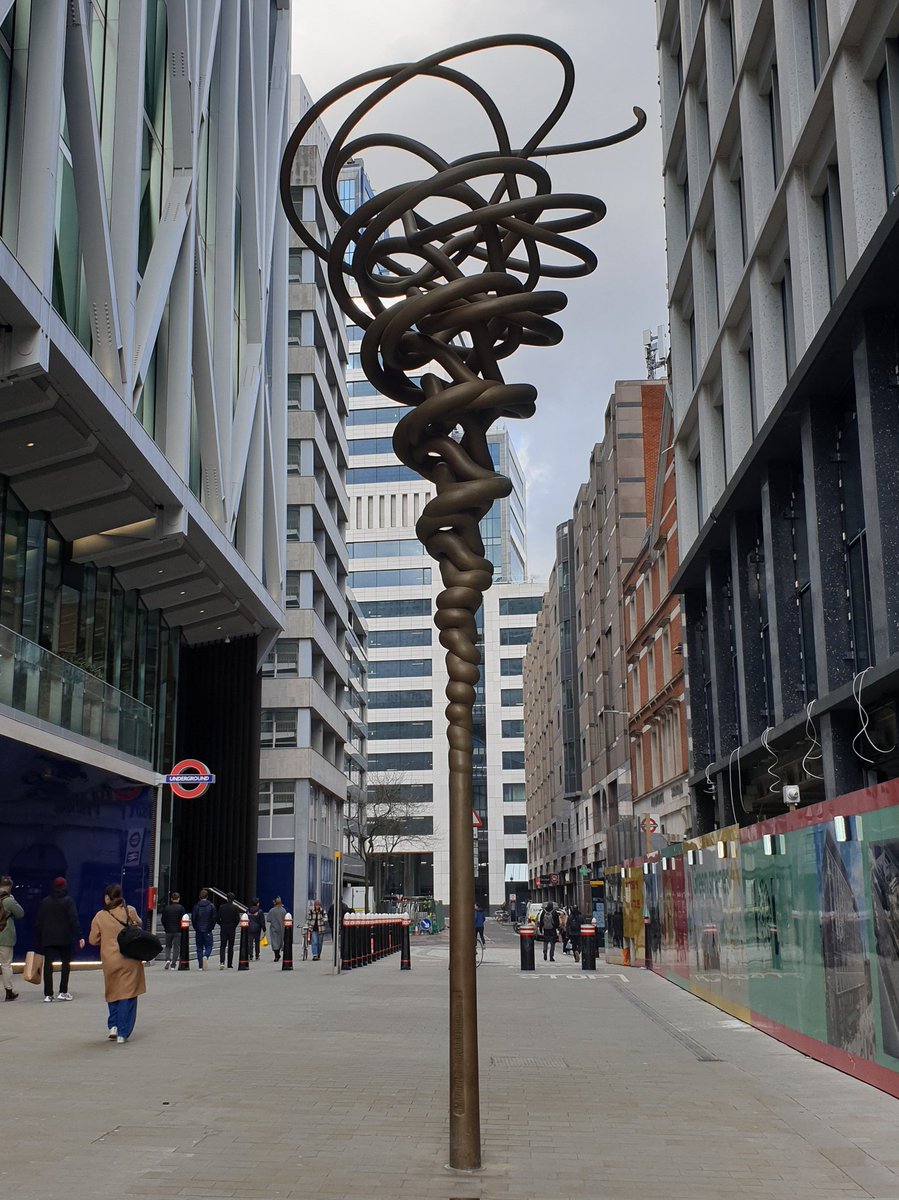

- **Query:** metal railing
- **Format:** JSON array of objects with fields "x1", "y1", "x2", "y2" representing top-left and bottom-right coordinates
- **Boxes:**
[{"x1": 0, "y1": 623, "x2": 154, "y2": 761}]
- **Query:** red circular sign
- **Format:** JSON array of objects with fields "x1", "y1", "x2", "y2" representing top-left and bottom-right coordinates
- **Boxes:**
[{"x1": 167, "y1": 758, "x2": 214, "y2": 799}]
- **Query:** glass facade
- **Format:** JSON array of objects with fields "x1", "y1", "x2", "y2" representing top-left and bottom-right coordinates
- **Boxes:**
[
  {"x1": 368, "y1": 689, "x2": 432, "y2": 708},
  {"x1": 0, "y1": 476, "x2": 176, "y2": 765}
]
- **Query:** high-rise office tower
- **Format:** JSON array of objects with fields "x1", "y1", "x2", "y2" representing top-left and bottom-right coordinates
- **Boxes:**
[
  {"x1": 257, "y1": 79, "x2": 366, "y2": 914},
  {"x1": 0, "y1": 4, "x2": 289, "y2": 941},
  {"x1": 342, "y1": 160, "x2": 541, "y2": 909},
  {"x1": 658, "y1": 0, "x2": 899, "y2": 825}
]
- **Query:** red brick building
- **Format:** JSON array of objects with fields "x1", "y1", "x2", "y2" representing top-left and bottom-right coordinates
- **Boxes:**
[{"x1": 622, "y1": 387, "x2": 690, "y2": 844}]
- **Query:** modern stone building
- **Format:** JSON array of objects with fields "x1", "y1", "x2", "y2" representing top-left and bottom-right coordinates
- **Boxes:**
[
  {"x1": 0, "y1": 3, "x2": 289, "y2": 944},
  {"x1": 622, "y1": 387, "x2": 690, "y2": 844},
  {"x1": 525, "y1": 380, "x2": 665, "y2": 912},
  {"x1": 658, "y1": 0, "x2": 899, "y2": 826},
  {"x1": 257, "y1": 78, "x2": 365, "y2": 914}
]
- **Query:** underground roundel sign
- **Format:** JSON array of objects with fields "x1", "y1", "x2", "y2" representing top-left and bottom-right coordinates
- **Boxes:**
[{"x1": 166, "y1": 759, "x2": 216, "y2": 798}]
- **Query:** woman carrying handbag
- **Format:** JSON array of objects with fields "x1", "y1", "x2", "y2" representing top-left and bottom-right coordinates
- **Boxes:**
[{"x1": 88, "y1": 884, "x2": 147, "y2": 1044}]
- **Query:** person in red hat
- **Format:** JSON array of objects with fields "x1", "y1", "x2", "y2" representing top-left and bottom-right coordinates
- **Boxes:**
[{"x1": 34, "y1": 877, "x2": 84, "y2": 1002}]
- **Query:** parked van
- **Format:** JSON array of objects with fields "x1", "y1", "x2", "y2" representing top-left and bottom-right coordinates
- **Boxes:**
[{"x1": 525, "y1": 901, "x2": 546, "y2": 926}]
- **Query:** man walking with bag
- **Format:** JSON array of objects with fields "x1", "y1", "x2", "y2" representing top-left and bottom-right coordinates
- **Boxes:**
[
  {"x1": 34, "y1": 877, "x2": 83, "y2": 1001},
  {"x1": 191, "y1": 889, "x2": 217, "y2": 970},
  {"x1": 161, "y1": 892, "x2": 185, "y2": 970},
  {"x1": 0, "y1": 875, "x2": 23, "y2": 1001},
  {"x1": 538, "y1": 902, "x2": 559, "y2": 962},
  {"x1": 216, "y1": 892, "x2": 242, "y2": 969}
]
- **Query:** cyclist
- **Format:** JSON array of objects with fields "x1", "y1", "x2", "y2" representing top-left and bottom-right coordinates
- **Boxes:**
[{"x1": 474, "y1": 903, "x2": 486, "y2": 949}]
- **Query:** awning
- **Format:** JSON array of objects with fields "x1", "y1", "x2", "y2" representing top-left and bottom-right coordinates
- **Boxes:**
[{"x1": 504, "y1": 864, "x2": 528, "y2": 882}]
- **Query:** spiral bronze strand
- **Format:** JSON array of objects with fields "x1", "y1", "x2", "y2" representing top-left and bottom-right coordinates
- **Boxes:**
[{"x1": 280, "y1": 34, "x2": 645, "y2": 1170}]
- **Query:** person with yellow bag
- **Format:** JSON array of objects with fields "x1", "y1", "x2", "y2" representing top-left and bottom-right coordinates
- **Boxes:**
[{"x1": 246, "y1": 898, "x2": 266, "y2": 962}]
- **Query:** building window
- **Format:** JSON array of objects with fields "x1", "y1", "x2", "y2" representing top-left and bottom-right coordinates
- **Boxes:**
[
  {"x1": 767, "y1": 64, "x2": 784, "y2": 184},
  {"x1": 780, "y1": 260, "x2": 796, "y2": 376},
  {"x1": 790, "y1": 474, "x2": 817, "y2": 703},
  {"x1": 349, "y1": 437, "x2": 397, "y2": 456},
  {"x1": 349, "y1": 539, "x2": 423, "y2": 560},
  {"x1": 287, "y1": 375, "x2": 302, "y2": 410},
  {"x1": 503, "y1": 783, "x2": 526, "y2": 802},
  {"x1": 262, "y1": 639, "x2": 300, "y2": 677},
  {"x1": 822, "y1": 170, "x2": 846, "y2": 304},
  {"x1": 499, "y1": 596, "x2": 543, "y2": 616},
  {"x1": 286, "y1": 506, "x2": 302, "y2": 540},
  {"x1": 368, "y1": 627, "x2": 431, "y2": 648},
  {"x1": 368, "y1": 720, "x2": 432, "y2": 740},
  {"x1": 348, "y1": 567, "x2": 431, "y2": 589},
  {"x1": 502, "y1": 751, "x2": 525, "y2": 770},
  {"x1": 501, "y1": 688, "x2": 523, "y2": 706},
  {"x1": 358, "y1": 598, "x2": 431, "y2": 619},
  {"x1": 347, "y1": 465, "x2": 421, "y2": 485},
  {"x1": 258, "y1": 780, "x2": 295, "y2": 839},
  {"x1": 288, "y1": 313, "x2": 301, "y2": 344},
  {"x1": 838, "y1": 411, "x2": 874, "y2": 672},
  {"x1": 369, "y1": 658, "x2": 432, "y2": 679},
  {"x1": 260, "y1": 709, "x2": 299, "y2": 748},
  {"x1": 503, "y1": 815, "x2": 527, "y2": 835},
  {"x1": 808, "y1": 0, "x2": 829, "y2": 87},
  {"x1": 368, "y1": 752, "x2": 433, "y2": 772},
  {"x1": 500, "y1": 626, "x2": 533, "y2": 646},
  {"x1": 285, "y1": 571, "x2": 301, "y2": 608},
  {"x1": 287, "y1": 440, "x2": 302, "y2": 473},
  {"x1": 347, "y1": 403, "x2": 412, "y2": 423},
  {"x1": 501, "y1": 720, "x2": 525, "y2": 738},
  {"x1": 879, "y1": 50, "x2": 899, "y2": 202},
  {"x1": 500, "y1": 657, "x2": 524, "y2": 677},
  {"x1": 368, "y1": 689, "x2": 432, "y2": 709}
]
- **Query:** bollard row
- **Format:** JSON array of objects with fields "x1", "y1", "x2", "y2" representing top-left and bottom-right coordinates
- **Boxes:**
[{"x1": 340, "y1": 913, "x2": 411, "y2": 971}]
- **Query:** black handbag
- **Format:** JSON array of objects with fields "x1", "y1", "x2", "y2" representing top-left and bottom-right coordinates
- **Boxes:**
[{"x1": 113, "y1": 906, "x2": 162, "y2": 962}]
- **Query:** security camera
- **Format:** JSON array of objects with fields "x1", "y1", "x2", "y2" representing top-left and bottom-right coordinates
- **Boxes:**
[{"x1": 783, "y1": 784, "x2": 801, "y2": 809}]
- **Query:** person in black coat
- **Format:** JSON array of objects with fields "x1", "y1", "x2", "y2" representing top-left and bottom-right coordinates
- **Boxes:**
[
  {"x1": 567, "y1": 905, "x2": 584, "y2": 963},
  {"x1": 216, "y1": 892, "x2": 242, "y2": 969},
  {"x1": 161, "y1": 892, "x2": 186, "y2": 970},
  {"x1": 246, "y1": 898, "x2": 265, "y2": 961},
  {"x1": 34, "y1": 877, "x2": 83, "y2": 1001}
]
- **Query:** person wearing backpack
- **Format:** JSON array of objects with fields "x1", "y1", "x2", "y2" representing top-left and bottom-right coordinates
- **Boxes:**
[
  {"x1": 160, "y1": 891, "x2": 186, "y2": 970},
  {"x1": 0, "y1": 875, "x2": 23, "y2": 1001},
  {"x1": 538, "y1": 902, "x2": 559, "y2": 962},
  {"x1": 567, "y1": 905, "x2": 584, "y2": 963},
  {"x1": 34, "y1": 877, "x2": 83, "y2": 1001},
  {"x1": 88, "y1": 884, "x2": 146, "y2": 1043},
  {"x1": 191, "y1": 888, "x2": 217, "y2": 970}
]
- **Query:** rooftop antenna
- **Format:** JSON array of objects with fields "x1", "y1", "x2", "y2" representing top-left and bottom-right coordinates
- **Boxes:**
[{"x1": 642, "y1": 325, "x2": 667, "y2": 379}]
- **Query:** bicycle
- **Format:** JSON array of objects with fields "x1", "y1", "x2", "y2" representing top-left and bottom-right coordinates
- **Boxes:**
[{"x1": 475, "y1": 937, "x2": 484, "y2": 968}]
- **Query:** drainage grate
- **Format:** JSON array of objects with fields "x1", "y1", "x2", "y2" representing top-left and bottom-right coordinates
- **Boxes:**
[{"x1": 490, "y1": 1055, "x2": 568, "y2": 1069}]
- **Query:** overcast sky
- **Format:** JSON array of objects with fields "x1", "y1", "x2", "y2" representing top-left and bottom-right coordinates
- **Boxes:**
[{"x1": 291, "y1": 1, "x2": 667, "y2": 582}]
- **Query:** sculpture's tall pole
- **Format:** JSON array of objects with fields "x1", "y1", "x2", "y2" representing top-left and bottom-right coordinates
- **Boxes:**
[{"x1": 280, "y1": 35, "x2": 644, "y2": 1171}]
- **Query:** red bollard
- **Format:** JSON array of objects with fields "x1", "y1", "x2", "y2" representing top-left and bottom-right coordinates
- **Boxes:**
[
  {"x1": 282, "y1": 912, "x2": 294, "y2": 971},
  {"x1": 238, "y1": 911, "x2": 250, "y2": 971},
  {"x1": 519, "y1": 924, "x2": 535, "y2": 971},
  {"x1": 400, "y1": 914, "x2": 411, "y2": 971},
  {"x1": 178, "y1": 913, "x2": 191, "y2": 971}
]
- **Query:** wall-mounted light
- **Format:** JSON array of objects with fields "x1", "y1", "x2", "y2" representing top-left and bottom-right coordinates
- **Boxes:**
[
  {"x1": 834, "y1": 815, "x2": 849, "y2": 843},
  {"x1": 642, "y1": 861, "x2": 649, "y2": 875},
  {"x1": 686, "y1": 849, "x2": 695, "y2": 865},
  {"x1": 717, "y1": 840, "x2": 727, "y2": 859},
  {"x1": 763, "y1": 834, "x2": 774, "y2": 856}
]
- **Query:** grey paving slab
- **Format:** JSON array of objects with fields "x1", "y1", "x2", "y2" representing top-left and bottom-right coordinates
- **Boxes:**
[{"x1": 1, "y1": 927, "x2": 898, "y2": 1199}]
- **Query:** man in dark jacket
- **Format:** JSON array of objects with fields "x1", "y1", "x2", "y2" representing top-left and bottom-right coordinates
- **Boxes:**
[
  {"x1": 191, "y1": 889, "x2": 217, "y2": 970},
  {"x1": 161, "y1": 891, "x2": 186, "y2": 970},
  {"x1": 538, "y1": 902, "x2": 559, "y2": 962},
  {"x1": 34, "y1": 877, "x2": 83, "y2": 1001},
  {"x1": 216, "y1": 892, "x2": 242, "y2": 969},
  {"x1": 246, "y1": 898, "x2": 265, "y2": 961},
  {"x1": 567, "y1": 905, "x2": 583, "y2": 963}
]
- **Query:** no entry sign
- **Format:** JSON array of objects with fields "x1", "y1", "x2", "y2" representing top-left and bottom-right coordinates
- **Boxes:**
[{"x1": 166, "y1": 758, "x2": 216, "y2": 798}]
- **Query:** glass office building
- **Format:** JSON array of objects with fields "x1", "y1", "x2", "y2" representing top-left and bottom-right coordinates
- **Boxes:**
[{"x1": 0, "y1": 2, "x2": 289, "y2": 948}]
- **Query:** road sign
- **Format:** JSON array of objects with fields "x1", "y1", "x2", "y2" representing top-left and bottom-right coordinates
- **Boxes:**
[
  {"x1": 166, "y1": 758, "x2": 216, "y2": 798},
  {"x1": 472, "y1": 809, "x2": 482, "y2": 828},
  {"x1": 640, "y1": 816, "x2": 658, "y2": 833}
]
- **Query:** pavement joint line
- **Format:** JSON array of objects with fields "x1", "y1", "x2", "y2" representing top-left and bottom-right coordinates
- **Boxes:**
[{"x1": 609, "y1": 978, "x2": 722, "y2": 1061}]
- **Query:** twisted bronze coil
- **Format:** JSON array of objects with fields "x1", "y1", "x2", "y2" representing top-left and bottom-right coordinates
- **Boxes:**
[{"x1": 280, "y1": 34, "x2": 644, "y2": 769}]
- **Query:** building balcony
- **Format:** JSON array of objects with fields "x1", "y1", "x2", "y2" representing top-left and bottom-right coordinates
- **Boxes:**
[{"x1": 0, "y1": 623, "x2": 153, "y2": 763}]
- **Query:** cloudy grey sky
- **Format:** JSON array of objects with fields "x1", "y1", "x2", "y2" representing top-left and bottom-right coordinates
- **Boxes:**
[{"x1": 291, "y1": 1, "x2": 667, "y2": 581}]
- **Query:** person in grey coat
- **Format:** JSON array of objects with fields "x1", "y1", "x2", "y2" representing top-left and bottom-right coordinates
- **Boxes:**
[
  {"x1": 266, "y1": 898, "x2": 286, "y2": 962},
  {"x1": 0, "y1": 875, "x2": 23, "y2": 1001}
]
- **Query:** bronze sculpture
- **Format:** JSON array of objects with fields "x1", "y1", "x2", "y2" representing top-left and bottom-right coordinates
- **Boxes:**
[{"x1": 279, "y1": 34, "x2": 644, "y2": 1170}]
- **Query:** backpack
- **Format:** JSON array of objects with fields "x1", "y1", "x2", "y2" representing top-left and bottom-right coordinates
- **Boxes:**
[{"x1": 539, "y1": 908, "x2": 556, "y2": 935}]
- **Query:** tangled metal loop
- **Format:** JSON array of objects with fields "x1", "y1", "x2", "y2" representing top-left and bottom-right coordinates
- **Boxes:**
[{"x1": 279, "y1": 33, "x2": 645, "y2": 772}]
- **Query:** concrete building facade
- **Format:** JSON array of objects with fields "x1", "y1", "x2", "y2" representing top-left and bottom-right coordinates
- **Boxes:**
[
  {"x1": 525, "y1": 380, "x2": 665, "y2": 912},
  {"x1": 659, "y1": 0, "x2": 899, "y2": 825}
]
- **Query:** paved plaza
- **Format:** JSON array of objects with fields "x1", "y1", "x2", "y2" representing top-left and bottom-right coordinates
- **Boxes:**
[{"x1": 3, "y1": 924, "x2": 899, "y2": 1200}]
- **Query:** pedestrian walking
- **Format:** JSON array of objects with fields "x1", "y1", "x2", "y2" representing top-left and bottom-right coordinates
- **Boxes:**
[
  {"x1": 326, "y1": 899, "x2": 351, "y2": 939},
  {"x1": 34, "y1": 877, "x2": 83, "y2": 1001},
  {"x1": 266, "y1": 897, "x2": 286, "y2": 962},
  {"x1": 88, "y1": 884, "x2": 146, "y2": 1044},
  {"x1": 0, "y1": 875, "x2": 23, "y2": 1002},
  {"x1": 307, "y1": 900, "x2": 327, "y2": 960},
  {"x1": 216, "y1": 892, "x2": 242, "y2": 969},
  {"x1": 191, "y1": 888, "x2": 217, "y2": 970},
  {"x1": 558, "y1": 905, "x2": 569, "y2": 953},
  {"x1": 538, "y1": 902, "x2": 559, "y2": 962},
  {"x1": 567, "y1": 904, "x2": 583, "y2": 962},
  {"x1": 474, "y1": 903, "x2": 486, "y2": 948},
  {"x1": 246, "y1": 898, "x2": 265, "y2": 961},
  {"x1": 160, "y1": 891, "x2": 185, "y2": 970}
]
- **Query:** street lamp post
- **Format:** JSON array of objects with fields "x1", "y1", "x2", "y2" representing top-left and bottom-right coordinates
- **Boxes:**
[{"x1": 279, "y1": 36, "x2": 644, "y2": 1171}]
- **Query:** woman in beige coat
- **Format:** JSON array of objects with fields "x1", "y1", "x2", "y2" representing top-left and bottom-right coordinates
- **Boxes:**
[{"x1": 88, "y1": 884, "x2": 146, "y2": 1044}]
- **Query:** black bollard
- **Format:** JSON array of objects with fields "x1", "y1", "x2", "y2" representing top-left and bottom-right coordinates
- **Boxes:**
[
  {"x1": 519, "y1": 924, "x2": 535, "y2": 971},
  {"x1": 580, "y1": 924, "x2": 597, "y2": 970},
  {"x1": 282, "y1": 913, "x2": 294, "y2": 971},
  {"x1": 178, "y1": 914, "x2": 191, "y2": 971},
  {"x1": 238, "y1": 914, "x2": 250, "y2": 971},
  {"x1": 400, "y1": 915, "x2": 411, "y2": 970}
]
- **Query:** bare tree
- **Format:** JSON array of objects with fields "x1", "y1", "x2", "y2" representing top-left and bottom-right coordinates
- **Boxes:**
[{"x1": 344, "y1": 771, "x2": 434, "y2": 910}]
